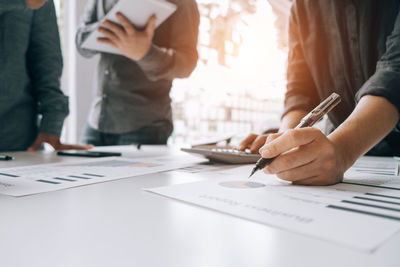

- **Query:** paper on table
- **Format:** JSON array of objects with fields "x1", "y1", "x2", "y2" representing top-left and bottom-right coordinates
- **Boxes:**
[
  {"x1": 146, "y1": 165, "x2": 400, "y2": 252},
  {"x1": 82, "y1": 0, "x2": 176, "y2": 55},
  {"x1": 345, "y1": 156, "x2": 399, "y2": 177},
  {"x1": 0, "y1": 156, "x2": 204, "y2": 197}
]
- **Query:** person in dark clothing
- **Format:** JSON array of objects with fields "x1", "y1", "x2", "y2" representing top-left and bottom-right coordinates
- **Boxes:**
[
  {"x1": 240, "y1": 1, "x2": 400, "y2": 185},
  {"x1": 0, "y1": 0, "x2": 90, "y2": 151},
  {"x1": 76, "y1": 0, "x2": 199, "y2": 146}
]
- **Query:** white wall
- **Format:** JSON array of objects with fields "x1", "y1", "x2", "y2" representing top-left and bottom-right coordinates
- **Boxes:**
[{"x1": 62, "y1": 0, "x2": 98, "y2": 143}]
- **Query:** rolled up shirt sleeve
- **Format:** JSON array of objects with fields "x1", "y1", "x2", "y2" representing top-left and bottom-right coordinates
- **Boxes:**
[
  {"x1": 283, "y1": 2, "x2": 319, "y2": 118},
  {"x1": 75, "y1": 0, "x2": 100, "y2": 58},
  {"x1": 356, "y1": 10, "x2": 400, "y2": 117},
  {"x1": 0, "y1": 0, "x2": 27, "y2": 12},
  {"x1": 27, "y1": 0, "x2": 69, "y2": 137},
  {"x1": 136, "y1": 0, "x2": 200, "y2": 82}
]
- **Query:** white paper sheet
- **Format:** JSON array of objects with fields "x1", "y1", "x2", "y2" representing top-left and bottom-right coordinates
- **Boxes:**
[
  {"x1": 345, "y1": 156, "x2": 399, "y2": 177},
  {"x1": 0, "y1": 156, "x2": 203, "y2": 197},
  {"x1": 146, "y1": 165, "x2": 400, "y2": 252}
]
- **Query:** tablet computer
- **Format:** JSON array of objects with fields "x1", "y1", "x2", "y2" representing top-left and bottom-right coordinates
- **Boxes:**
[{"x1": 82, "y1": 0, "x2": 177, "y2": 55}]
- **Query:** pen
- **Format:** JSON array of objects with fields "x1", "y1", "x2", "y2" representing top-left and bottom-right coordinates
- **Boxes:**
[
  {"x1": 0, "y1": 155, "x2": 14, "y2": 161},
  {"x1": 249, "y1": 93, "x2": 341, "y2": 178}
]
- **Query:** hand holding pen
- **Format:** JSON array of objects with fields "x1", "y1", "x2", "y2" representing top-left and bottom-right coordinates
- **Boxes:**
[{"x1": 249, "y1": 93, "x2": 343, "y2": 186}]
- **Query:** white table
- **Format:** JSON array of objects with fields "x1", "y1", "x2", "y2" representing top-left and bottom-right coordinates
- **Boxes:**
[{"x1": 0, "y1": 146, "x2": 399, "y2": 267}]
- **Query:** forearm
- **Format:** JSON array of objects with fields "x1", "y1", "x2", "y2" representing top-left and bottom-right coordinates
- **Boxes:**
[
  {"x1": 137, "y1": 0, "x2": 199, "y2": 81},
  {"x1": 28, "y1": 0, "x2": 69, "y2": 136},
  {"x1": 137, "y1": 45, "x2": 197, "y2": 81},
  {"x1": 279, "y1": 110, "x2": 307, "y2": 132},
  {"x1": 329, "y1": 95, "x2": 399, "y2": 169}
]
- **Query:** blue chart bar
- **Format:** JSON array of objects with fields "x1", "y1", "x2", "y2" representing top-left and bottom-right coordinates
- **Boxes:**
[
  {"x1": 354, "y1": 196, "x2": 400, "y2": 206},
  {"x1": 341, "y1": 182, "x2": 400, "y2": 191},
  {"x1": 366, "y1": 193, "x2": 400, "y2": 200},
  {"x1": 54, "y1": 177, "x2": 76, "y2": 182},
  {"x1": 327, "y1": 205, "x2": 400, "y2": 221},
  {"x1": 37, "y1": 180, "x2": 60, "y2": 185},
  {"x1": 69, "y1": 175, "x2": 91, "y2": 180},
  {"x1": 0, "y1": 173, "x2": 19, "y2": 178},
  {"x1": 342, "y1": 200, "x2": 400, "y2": 212},
  {"x1": 82, "y1": 173, "x2": 104, "y2": 177}
]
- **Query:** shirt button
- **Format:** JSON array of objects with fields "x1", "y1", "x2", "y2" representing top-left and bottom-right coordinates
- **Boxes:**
[
  {"x1": 102, "y1": 94, "x2": 107, "y2": 99},
  {"x1": 104, "y1": 70, "x2": 110, "y2": 75}
]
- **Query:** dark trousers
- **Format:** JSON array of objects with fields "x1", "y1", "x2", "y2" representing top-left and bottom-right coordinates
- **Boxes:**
[{"x1": 81, "y1": 122, "x2": 173, "y2": 146}]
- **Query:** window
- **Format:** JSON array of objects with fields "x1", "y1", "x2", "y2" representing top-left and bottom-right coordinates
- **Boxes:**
[
  {"x1": 57, "y1": 0, "x2": 287, "y2": 144},
  {"x1": 171, "y1": 0, "x2": 286, "y2": 144}
]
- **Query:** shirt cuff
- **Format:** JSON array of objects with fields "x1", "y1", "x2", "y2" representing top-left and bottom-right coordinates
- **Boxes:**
[
  {"x1": 137, "y1": 44, "x2": 172, "y2": 68},
  {"x1": 356, "y1": 68, "x2": 400, "y2": 131},
  {"x1": 76, "y1": 22, "x2": 101, "y2": 58},
  {"x1": 39, "y1": 114, "x2": 66, "y2": 137},
  {"x1": 356, "y1": 71, "x2": 400, "y2": 111},
  {"x1": 137, "y1": 44, "x2": 160, "y2": 65},
  {"x1": 136, "y1": 44, "x2": 170, "y2": 81}
]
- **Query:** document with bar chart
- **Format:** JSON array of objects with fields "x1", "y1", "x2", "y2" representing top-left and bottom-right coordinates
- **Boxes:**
[
  {"x1": 0, "y1": 156, "x2": 203, "y2": 197},
  {"x1": 147, "y1": 163, "x2": 400, "y2": 252}
]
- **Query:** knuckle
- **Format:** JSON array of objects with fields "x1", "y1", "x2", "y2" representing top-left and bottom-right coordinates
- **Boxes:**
[
  {"x1": 284, "y1": 129, "x2": 296, "y2": 140},
  {"x1": 277, "y1": 172, "x2": 291, "y2": 181},
  {"x1": 243, "y1": 134, "x2": 253, "y2": 142},
  {"x1": 239, "y1": 141, "x2": 248, "y2": 148},
  {"x1": 279, "y1": 156, "x2": 291, "y2": 168},
  {"x1": 268, "y1": 133, "x2": 281, "y2": 139},
  {"x1": 290, "y1": 129, "x2": 301, "y2": 141},
  {"x1": 268, "y1": 133, "x2": 279, "y2": 141},
  {"x1": 296, "y1": 144, "x2": 306, "y2": 152},
  {"x1": 268, "y1": 143, "x2": 278, "y2": 153},
  {"x1": 259, "y1": 135, "x2": 268, "y2": 142},
  {"x1": 266, "y1": 163, "x2": 276, "y2": 173},
  {"x1": 253, "y1": 136, "x2": 261, "y2": 143},
  {"x1": 254, "y1": 136, "x2": 264, "y2": 144},
  {"x1": 313, "y1": 128, "x2": 324, "y2": 137}
]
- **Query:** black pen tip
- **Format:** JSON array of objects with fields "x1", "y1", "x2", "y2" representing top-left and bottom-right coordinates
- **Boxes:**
[{"x1": 248, "y1": 168, "x2": 257, "y2": 179}]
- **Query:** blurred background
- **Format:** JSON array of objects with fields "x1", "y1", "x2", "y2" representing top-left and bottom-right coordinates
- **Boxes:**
[{"x1": 54, "y1": 0, "x2": 289, "y2": 145}]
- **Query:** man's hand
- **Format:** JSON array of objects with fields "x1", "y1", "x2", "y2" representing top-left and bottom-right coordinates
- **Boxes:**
[
  {"x1": 27, "y1": 0, "x2": 47, "y2": 9},
  {"x1": 259, "y1": 128, "x2": 346, "y2": 186},
  {"x1": 237, "y1": 133, "x2": 271, "y2": 153},
  {"x1": 27, "y1": 133, "x2": 93, "y2": 152},
  {"x1": 97, "y1": 13, "x2": 157, "y2": 61}
]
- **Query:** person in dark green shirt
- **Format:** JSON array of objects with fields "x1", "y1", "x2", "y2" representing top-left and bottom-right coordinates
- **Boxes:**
[{"x1": 0, "y1": 0, "x2": 91, "y2": 151}]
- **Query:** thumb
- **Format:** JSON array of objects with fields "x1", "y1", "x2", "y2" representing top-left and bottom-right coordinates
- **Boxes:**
[
  {"x1": 146, "y1": 15, "x2": 157, "y2": 36},
  {"x1": 27, "y1": 136, "x2": 44, "y2": 152}
]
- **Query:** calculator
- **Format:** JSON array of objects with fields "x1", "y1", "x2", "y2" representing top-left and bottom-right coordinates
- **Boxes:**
[{"x1": 181, "y1": 145, "x2": 260, "y2": 164}]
